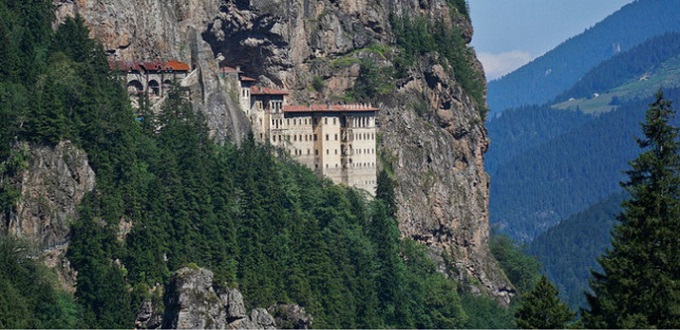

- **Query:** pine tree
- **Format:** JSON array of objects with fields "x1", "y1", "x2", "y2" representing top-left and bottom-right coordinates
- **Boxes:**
[
  {"x1": 583, "y1": 90, "x2": 680, "y2": 328},
  {"x1": 515, "y1": 275, "x2": 575, "y2": 329}
]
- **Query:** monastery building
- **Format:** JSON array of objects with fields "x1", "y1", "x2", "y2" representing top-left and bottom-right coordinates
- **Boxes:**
[
  {"x1": 112, "y1": 60, "x2": 378, "y2": 194},
  {"x1": 224, "y1": 66, "x2": 379, "y2": 194}
]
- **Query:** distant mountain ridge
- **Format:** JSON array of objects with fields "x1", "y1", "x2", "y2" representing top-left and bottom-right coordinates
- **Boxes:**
[
  {"x1": 486, "y1": 0, "x2": 680, "y2": 116},
  {"x1": 553, "y1": 33, "x2": 680, "y2": 103}
]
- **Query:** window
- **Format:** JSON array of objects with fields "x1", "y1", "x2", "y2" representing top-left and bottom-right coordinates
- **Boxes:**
[
  {"x1": 324, "y1": 118, "x2": 327, "y2": 125},
  {"x1": 326, "y1": 149, "x2": 329, "y2": 155},
  {"x1": 307, "y1": 149, "x2": 310, "y2": 155},
  {"x1": 333, "y1": 118, "x2": 336, "y2": 125},
  {"x1": 294, "y1": 135, "x2": 297, "y2": 141},
  {"x1": 287, "y1": 119, "x2": 290, "y2": 125},
  {"x1": 314, "y1": 134, "x2": 318, "y2": 141},
  {"x1": 326, "y1": 134, "x2": 329, "y2": 141},
  {"x1": 315, "y1": 149, "x2": 319, "y2": 155},
  {"x1": 334, "y1": 134, "x2": 338, "y2": 141},
  {"x1": 335, "y1": 149, "x2": 338, "y2": 155},
  {"x1": 293, "y1": 119, "x2": 296, "y2": 125}
]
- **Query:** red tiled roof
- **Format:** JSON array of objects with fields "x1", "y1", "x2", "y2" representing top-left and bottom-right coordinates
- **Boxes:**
[
  {"x1": 283, "y1": 104, "x2": 378, "y2": 113},
  {"x1": 165, "y1": 60, "x2": 191, "y2": 71},
  {"x1": 108, "y1": 59, "x2": 190, "y2": 72},
  {"x1": 109, "y1": 60, "x2": 143, "y2": 72},
  {"x1": 240, "y1": 76, "x2": 257, "y2": 82},
  {"x1": 250, "y1": 86, "x2": 289, "y2": 95}
]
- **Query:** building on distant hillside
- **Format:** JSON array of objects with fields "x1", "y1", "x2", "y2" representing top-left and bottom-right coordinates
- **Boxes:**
[
  {"x1": 228, "y1": 68, "x2": 379, "y2": 194},
  {"x1": 109, "y1": 60, "x2": 190, "y2": 98}
]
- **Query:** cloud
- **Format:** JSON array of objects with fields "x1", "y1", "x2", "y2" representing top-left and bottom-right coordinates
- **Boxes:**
[{"x1": 477, "y1": 50, "x2": 533, "y2": 80}]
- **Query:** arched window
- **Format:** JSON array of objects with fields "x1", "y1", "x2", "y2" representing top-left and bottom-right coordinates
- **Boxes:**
[
  {"x1": 127, "y1": 80, "x2": 143, "y2": 95},
  {"x1": 148, "y1": 80, "x2": 160, "y2": 96}
]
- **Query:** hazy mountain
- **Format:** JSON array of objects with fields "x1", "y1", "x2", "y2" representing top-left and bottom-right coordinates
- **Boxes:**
[{"x1": 486, "y1": 0, "x2": 680, "y2": 116}]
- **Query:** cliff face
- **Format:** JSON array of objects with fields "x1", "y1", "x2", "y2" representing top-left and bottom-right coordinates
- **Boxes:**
[
  {"x1": 55, "y1": 0, "x2": 511, "y2": 300},
  {"x1": 0, "y1": 140, "x2": 95, "y2": 291}
]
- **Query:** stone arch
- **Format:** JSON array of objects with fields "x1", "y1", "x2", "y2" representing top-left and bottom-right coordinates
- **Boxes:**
[
  {"x1": 148, "y1": 80, "x2": 160, "y2": 96},
  {"x1": 127, "y1": 80, "x2": 143, "y2": 95}
]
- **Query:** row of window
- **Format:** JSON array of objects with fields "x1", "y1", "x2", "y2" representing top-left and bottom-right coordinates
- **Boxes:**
[
  {"x1": 352, "y1": 117, "x2": 372, "y2": 128},
  {"x1": 314, "y1": 162, "x2": 376, "y2": 169},
  {"x1": 264, "y1": 116, "x2": 374, "y2": 128},
  {"x1": 256, "y1": 100, "x2": 283, "y2": 112},
  {"x1": 355, "y1": 133, "x2": 375, "y2": 140}
]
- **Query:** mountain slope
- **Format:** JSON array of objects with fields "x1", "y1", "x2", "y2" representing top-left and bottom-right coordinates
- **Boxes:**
[
  {"x1": 485, "y1": 105, "x2": 592, "y2": 176},
  {"x1": 528, "y1": 193, "x2": 624, "y2": 310},
  {"x1": 553, "y1": 32, "x2": 680, "y2": 114},
  {"x1": 487, "y1": 0, "x2": 680, "y2": 115},
  {"x1": 489, "y1": 92, "x2": 667, "y2": 241},
  {"x1": 554, "y1": 32, "x2": 680, "y2": 103}
]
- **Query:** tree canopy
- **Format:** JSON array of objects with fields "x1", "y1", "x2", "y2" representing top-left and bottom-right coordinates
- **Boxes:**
[{"x1": 583, "y1": 90, "x2": 680, "y2": 328}]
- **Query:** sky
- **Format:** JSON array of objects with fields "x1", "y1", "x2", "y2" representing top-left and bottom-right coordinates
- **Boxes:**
[{"x1": 469, "y1": 0, "x2": 636, "y2": 80}]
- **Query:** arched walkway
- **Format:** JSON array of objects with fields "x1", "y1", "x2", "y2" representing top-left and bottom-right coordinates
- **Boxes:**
[{"x1": 127, "y1": 80, "x2": 144, "y2": 95}]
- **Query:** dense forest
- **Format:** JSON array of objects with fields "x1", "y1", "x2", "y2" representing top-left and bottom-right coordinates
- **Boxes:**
[
  {"x1": 485, "y1": 105, "x2": 592, "y2": 175},
  {"x1": 0, "y1": 1, "x2": 529, "y2": 328},
  {"x1": 486, "y1": 0, "x2": 680, "y2": 115},
  {"x1": 528, "y1": 193, "x2": 624, "y2": 310},
  {"x1": 488, "y1": 88, "x2": 680, "y2": 241}
]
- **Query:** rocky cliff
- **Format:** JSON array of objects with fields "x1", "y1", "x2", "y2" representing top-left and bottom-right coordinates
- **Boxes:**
[
  {"x1": 54, "y1": 0, "x2": 511, "y2": 300},
  {"x1": 146, "y1": 267, "x2": 311, "y2": 329},
  {"x1": 0, "y1": 140, "x2": 95, "y2": 291}
]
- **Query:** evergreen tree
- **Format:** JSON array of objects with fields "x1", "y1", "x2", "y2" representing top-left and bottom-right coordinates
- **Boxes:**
[
  {"x1": 515, "y1": 275, "x2": 575, "y2": 329},
  {"x1": 583, "y1": 90, "x2": 680, "y2": 328}
]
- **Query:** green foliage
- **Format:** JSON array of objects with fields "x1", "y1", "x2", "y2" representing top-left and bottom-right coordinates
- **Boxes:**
[
  {"x1": 490, "y1": 234, "x2": 541, "y2": 294},
  {"x1": 311, "y1": 76, "x2": 325, "y2": 93},
  {"x1": 348, "y1": 58, "x2": 395, "y2": 101},
  {"x1": 0, "y1": 237, "x2": 79, "y2": 329},
  {"x1": 583, "y1": 91, "x2": 680, "y2": 328},
  {"x1": 528, "y1": 193, "x2": 623, "y2": 310},
  {"x1": 390, "y1": 13, "x2": 486, "y2": 118},
  {"x1": 460, "y1": 292, "x2": 515, "y2": 328},
  {"x1": 515, "y1": 275, "x2": 575, "y2": 329},
  {"x1": 445, "y1": 0, "x2": 470, "y2": 19}
]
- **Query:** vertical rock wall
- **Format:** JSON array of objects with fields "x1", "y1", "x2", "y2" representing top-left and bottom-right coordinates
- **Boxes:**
[{"x1": 56, "y1": 0, "x2": 512, "y2": 300}]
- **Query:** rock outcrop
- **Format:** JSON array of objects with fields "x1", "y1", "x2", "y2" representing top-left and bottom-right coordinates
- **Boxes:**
[
  {"x1": 56, "y1": 0, "x2": 512, "y2": 300},
  {"x1": 161, "y1": 267, "x2": 311, "y2": 329},
  {"x1": 0, "y1": 140, "x2": 95, "y2": 291}
]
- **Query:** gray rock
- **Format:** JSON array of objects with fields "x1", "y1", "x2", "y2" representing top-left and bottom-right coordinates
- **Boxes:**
[
  {"x1": 267, "y1": 304, "x2": 313, "y2": 329},
  {"x1": 221, "y1": 288, "x2": 247, "y2": 320},
  {"x1": 165, "y1": 267, "x2": 228, "y2": 329}
]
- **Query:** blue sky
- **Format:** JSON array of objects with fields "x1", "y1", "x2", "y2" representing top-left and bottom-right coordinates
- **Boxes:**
[{"x1": 469, "y1": 0, "x2": 635, "y2": 80}]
